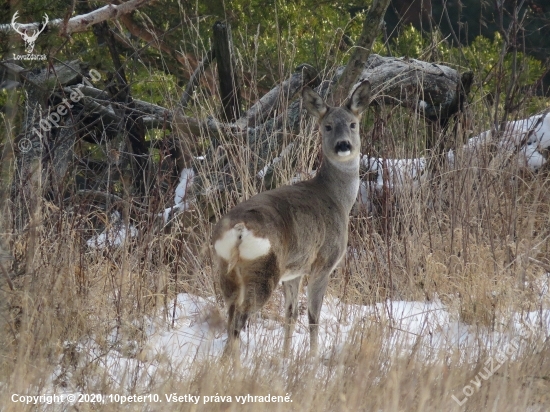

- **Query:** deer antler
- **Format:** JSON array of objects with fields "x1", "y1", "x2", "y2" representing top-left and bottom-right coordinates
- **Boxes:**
[
  {"x1": 36, "y1": 14, "x2": 49, "y2": 38},
  {"x1": 11, "y1": 12, "x2": 49, "y2": 40},
  {"x1": 26, "y1": 14, "x2": 49, "y2": 41},
  {"x1": 11, "y1": 11, "x2": 25, "y2": 36}
]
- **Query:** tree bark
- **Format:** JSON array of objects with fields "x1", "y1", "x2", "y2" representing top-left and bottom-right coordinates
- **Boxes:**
[
  {"x1": 330, "y1": 0, "x2": 392, "y2": 105},
  {"x1": 95, "y1": 21, "x2": 148, "y2": 197},
  {"x1": 212, "y1": 21, "x2": 241, "y2": 122},
  {"x1": 0, "y1": 0, "x2": 155, "y2": 35},
  {"x1": 235, "y1": 64, "x2": 319, "y2": 129},
  {"x1": 361, "y1": 55, "x2": 472, "y2": 124}
]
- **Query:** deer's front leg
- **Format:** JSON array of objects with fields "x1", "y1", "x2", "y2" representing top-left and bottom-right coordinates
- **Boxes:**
[{"x1": 282, "y1": 276, "x2": 302, "y2": 356}]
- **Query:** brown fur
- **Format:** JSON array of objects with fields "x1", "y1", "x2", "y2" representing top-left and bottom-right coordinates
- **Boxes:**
[{"x1": 212, "y1": 81, "x2": 371, "y2": 358}]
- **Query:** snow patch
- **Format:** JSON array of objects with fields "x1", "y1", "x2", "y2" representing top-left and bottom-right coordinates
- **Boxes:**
[
  {"x1": 86, "y1": 212, "x2": 138, "y2": 249},
  {"x1": 52, "y1": 276, "x2": 550, "y2": 393},
  {"x1": 174, "y1": 168, "x2": 194, "y2": 205},
  {"x1": 361, "y1": 155, "x2": 428, "y2": 191},
  {"x1": 257, "y1": 144, "x2": 295, "y2": 179},
  {"x1": 449, "y1": 112, "x2": 550, "y2": 172},
  {"x1": 159, "y1": 168, "x2": 195, "y2": 223}
]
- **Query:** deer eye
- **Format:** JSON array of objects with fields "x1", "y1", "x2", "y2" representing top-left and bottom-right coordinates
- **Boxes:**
[
  {"x1": 350, "y1": 123, "x2": 356, "y2": 129},
  {"x1": 325, "y1": 125, "x2": 332, "y2": 131}
]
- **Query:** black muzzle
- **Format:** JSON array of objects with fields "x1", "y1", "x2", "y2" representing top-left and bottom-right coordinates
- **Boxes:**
[{"x1": 335, "y1": 140, "x2": 352, "y2": 154}]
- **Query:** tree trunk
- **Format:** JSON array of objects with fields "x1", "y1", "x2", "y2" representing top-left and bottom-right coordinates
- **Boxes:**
[
  {"x1": 95, "y1": 21, "x2": 148, "y2": 197},
  {"x1": 213, "y1": 21, "x2": 242, "y2": 122},
  {"x1": 330, "y1": 0, "x2": 392, "y2": 105}
]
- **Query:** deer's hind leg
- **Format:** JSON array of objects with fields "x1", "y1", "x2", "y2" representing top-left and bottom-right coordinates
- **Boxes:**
[
  {"x1": 223, "y1": 253, "x2": 279, "y2": 357},
  {"x1": 224, "y1": 303, "x2": 250, "y2": 358}
]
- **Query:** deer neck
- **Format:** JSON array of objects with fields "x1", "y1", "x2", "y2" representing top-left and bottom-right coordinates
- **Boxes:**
[{"x1": 315, "y1": 155, "x2": 360, "y2": 212}]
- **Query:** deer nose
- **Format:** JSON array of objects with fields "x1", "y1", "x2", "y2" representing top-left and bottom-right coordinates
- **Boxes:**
[{"x1": 335, "y1": 140, "x2": 352, "y2": 156}]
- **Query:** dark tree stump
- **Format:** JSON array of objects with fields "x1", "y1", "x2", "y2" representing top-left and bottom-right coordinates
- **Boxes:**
[{"x1": 213, "y1": 21, "x2": 241, "y2": 122}]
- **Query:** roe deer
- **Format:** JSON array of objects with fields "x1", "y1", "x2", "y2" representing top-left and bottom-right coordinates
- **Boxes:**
[{"x1": 212, "y1": 81, "x2": 371, "y2": 357}]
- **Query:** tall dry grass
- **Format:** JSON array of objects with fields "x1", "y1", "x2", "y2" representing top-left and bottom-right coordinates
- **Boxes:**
[{"x1": 1, "y1": 15, "x2": 550, "y2": 412}]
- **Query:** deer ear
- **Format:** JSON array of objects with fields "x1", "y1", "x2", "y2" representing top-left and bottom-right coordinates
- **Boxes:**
[
  {"x1": 302, "y1": 87, "x2": 328, "y2": 119},
  {"x1": 346, "y1": 80, "x2": 371, "y2": 116}
]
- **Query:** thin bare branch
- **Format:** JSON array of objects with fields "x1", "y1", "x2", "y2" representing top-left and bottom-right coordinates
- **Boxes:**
[{"x1": 179, "y1": 50, "x2": 215, "y2": 109}]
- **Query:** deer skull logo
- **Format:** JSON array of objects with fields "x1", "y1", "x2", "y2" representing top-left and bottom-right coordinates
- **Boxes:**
[{"x1": 11, "y1": 11, "x2": 49, "y2": 54}]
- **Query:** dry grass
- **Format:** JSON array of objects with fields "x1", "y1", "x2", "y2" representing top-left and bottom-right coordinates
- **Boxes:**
[{"x1": 2, "y1": 30, "x2": 550, "y2": 412}]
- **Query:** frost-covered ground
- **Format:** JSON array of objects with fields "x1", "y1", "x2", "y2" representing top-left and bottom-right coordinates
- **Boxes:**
[
  {"x1": 49, "y1": 271, "x2": 550, "y2": 399},
  {"x1": 148, "y1": 289, "x2": 550, "y2": 366}
]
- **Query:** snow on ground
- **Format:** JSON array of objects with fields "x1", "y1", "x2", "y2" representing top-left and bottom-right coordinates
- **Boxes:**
[
  {"x1": 86, "y1": 212, "x2": 138, "y2": 249},
  {"x1": 363, "y1": 112, "x2": 550, "y2": 197},
  {"x1": 159, "y1": 168, "x2": 195, "y2": 223},
  {"x1": 360, "y1": 156, "x2": 428, "y2": 193},
  {"x1": 51, "y1": 284, "x2": 550, "y2": 395},
  {"x1": 31, "y1": 270, "x2": 549, "y2": 412},
  {"x1": 174, "y1": 168, "x2": 194, "y2": 205},
  {"x1": 449, "y1": 112, "x2": 550, "y2": 172},
  {"x1": 86, "y1": 168, "x2": 195, "y2": 249},
  {"x1": 177, "y1": 286, "x2": 545, "y2": 359},
  {"x1": 497, "y1": 113, "x2": 550, "y2": 152},
  {"x1": 152, "y1": 293, "x2": 550, "y2": 378}
]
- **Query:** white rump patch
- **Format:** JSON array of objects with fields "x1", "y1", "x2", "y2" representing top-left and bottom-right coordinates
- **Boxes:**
[
  {"x1": 238, "y1": 228, "x2": 271, "y2": 260},
  {"x1": 214, "y1": 227, "x2": 240, "y2": 261},
  {"x1": 337, "y1": 150, "x2": 351, "y2": 157},
  {"x1": 214, "y1": 224, "x2": 271, "y2": 262}
]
